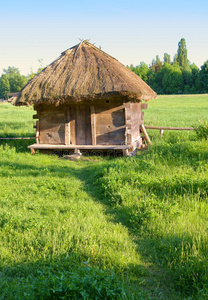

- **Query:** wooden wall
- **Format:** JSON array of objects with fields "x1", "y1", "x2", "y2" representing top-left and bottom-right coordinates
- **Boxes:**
[
  {"x1": 34, "y1": 100, "x2": 145, "y2": 146},
  {"x1": 38, "y1": 109, "x2": 65, "y2": 144},
  {"x1": 124, "y1": 102, "x2": 143, "y2": 144},
  {"x1": 95, "y1": 103, "x2": 125, "y2": 145}
]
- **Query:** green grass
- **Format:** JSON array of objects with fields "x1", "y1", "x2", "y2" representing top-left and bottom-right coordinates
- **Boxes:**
[
  {"x1": 0, "y1": 96, "x2": 208, "y2": 299},
  {"x1": 145, "y1": 94, "x2": 208, "y2": 127},
  {"x1": 0, "y1": 102, "x2": 34, "y2": 137}
]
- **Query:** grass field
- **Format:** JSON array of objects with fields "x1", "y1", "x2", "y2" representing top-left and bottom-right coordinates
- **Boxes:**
[{"x1": 0, "y1": 95, "x2": 208, "y2": 299}]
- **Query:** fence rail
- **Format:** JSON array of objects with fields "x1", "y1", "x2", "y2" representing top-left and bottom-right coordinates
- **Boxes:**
[
  {"x1": 145, "y1": 126, "x2": 195, "y2": 136},
  {"x1": 0, "y1": 137, "x2": 35, "y2": 140}
]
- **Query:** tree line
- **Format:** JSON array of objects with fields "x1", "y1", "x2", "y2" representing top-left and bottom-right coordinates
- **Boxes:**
[
  {"x1": 128, "y1": 38, "x2": 208, "y2": 94},
  {"x1": 0, "y1": 67, "x2": 28, "y2": 99},
  {"x1": 0, "y1": 38, "x2": 208, "y2": 98},
  {"x1": 0, "y1": 63, "x2": 43, "y2": 99}
]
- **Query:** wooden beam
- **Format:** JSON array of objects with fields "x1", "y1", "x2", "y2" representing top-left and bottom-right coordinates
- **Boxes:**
[
  {"x1": 145, "y1": 126, "x2": 195, "y2": 130},
  {"x1": 140, "y1": 124, "x2": 152, "y2": 145},
  {"x1": 28, "y1": 143, "x2": 136, "y2": 150},
  {"x1": 90, "y1": 105, "x2": 96, "y2": 145}
]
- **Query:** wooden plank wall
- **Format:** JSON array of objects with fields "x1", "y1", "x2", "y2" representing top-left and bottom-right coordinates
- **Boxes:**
[
  {"x1": 124, "y1": 102, "x2": 142, "y2": 144},
  {"x1": 95, "y1": 103, "x2": 125, "y2": 145},
  {"x1": 34, "y1": 100, "x2": 144, "y2": 147},
  {"x1": 38, "y1": 109, "x2": 65, "y2": 144}
]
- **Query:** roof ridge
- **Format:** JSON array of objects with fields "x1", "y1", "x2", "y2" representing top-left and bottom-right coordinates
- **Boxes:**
[{"x1": 62, "y1": 40, "x2": 118, "y2": 62}]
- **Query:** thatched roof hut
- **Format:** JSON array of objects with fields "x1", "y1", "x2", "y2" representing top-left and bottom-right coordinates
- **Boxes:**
[
  {"x1": 13, "y1": 40, "x2": 156, "y2": 105},
  {"x1": 13, "y1": 40, "x2": 156, "y2": 155}
]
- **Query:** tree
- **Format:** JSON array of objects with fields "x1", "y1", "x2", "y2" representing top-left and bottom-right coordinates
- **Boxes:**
[
  {"x1": 136, "y1": 62, "x2": 149, "y2": 82},
  {"x1": 161, "y1": 64, "x2": 184, "y2": 94},
  {"x1": 0, "y1": 66, "x2": 28, "y2": 97},
  {"x1": 0, "y1": 74, "x2": 10, "y2": 98},
  {"x1": 3, "y1": 66, "x2": 20, "y2": 76},
  {"x1": 127, "y1": 62, "x2": 150, "y2": 83},
  {"x1": 128, "y1": 37, "x2": 206, "y2": 95},
  {"x1": 199, "y1": 60, "x2": 208, "y2": 93},
  {"x1": 151, "y1": 55, "x2": 162, "y2": 73},
  {"x1": 163, "y1": 53, "x2": 171, "y2": 64},
  {"x1": 176, "y1": 38, "x2": 189, "y2": 70}
]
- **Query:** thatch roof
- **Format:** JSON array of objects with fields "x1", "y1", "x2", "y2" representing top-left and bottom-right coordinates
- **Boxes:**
[{"x1": 13, "y1": 40, "x2": 156, "y2": 106}]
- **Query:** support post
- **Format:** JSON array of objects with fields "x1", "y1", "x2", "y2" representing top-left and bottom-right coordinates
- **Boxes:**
[{"x1": 140, "y1": 124, "x2": 152, "y2": 145}]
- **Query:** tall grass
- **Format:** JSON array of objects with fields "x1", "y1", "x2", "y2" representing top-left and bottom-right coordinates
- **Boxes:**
[{"x1": 0, "y1": 97, "x2": 208, "y2": 299}]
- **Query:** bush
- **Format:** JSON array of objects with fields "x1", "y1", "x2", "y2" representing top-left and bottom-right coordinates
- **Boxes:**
[{"x1": 195, "y1": 120, "x2": 208, "y2": 140}]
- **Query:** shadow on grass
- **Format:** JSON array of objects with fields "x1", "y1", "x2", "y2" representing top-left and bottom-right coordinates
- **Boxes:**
[
  {"x1": 0, "y1": 251, "x2": 128, "y2": 300},
  {"x1": 0, "y1": 139, "x2": 35, "y2": 153}
]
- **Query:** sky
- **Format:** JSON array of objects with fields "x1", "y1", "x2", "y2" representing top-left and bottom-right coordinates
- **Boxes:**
[{"x1": 0, "y1": 0, "x2": 208, "y2": 76}]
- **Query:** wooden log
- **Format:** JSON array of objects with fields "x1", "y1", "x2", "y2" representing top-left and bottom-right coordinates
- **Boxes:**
[
  {"x1": 145, "y1": 126, "x2": 195, "y2": 130},
  {"x1": 140, "y1": 124, "x2": 152, "y2": 145}
]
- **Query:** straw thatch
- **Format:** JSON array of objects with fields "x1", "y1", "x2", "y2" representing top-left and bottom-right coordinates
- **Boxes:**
[{"x1": 13, "y1": 40, "x2": 156, "y2": 106}]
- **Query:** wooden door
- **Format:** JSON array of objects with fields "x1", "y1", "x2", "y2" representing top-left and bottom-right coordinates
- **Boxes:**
[{"x1": 75, "y1": 105, "x2": 92, "y2": 145}]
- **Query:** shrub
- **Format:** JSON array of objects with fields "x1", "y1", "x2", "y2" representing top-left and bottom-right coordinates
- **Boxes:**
[{"x1": 195, "y1": 120, "x2": 208, "y2": 140}]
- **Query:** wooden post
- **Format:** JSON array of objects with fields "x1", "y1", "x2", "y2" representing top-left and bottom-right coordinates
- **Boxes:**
[
  {"x1": 90, "y1": 105, "x2": 96, "y2": 145},
  {"x1": 36, "y1": 120, "x2": 40, "y2": 144},
  {"x1": 65, "y1": 109, "x2": 70, "y2": 145},
  {"x1": 124, "y1": 105, "x2": 132, "y2": 145},
  {"x1": 31, "y1": 148, "x2": 36, "y2": 155},
  {"x1": 160, "y1": 129, "x2": 164, "y2": 137}
]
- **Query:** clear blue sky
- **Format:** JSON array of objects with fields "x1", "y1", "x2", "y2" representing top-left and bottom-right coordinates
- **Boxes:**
[{"x1": 1, "y1": 0, "x2": 208, "y2": 75}]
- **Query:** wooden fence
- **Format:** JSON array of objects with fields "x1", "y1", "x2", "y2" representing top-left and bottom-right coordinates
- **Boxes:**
[
  {"x1": 0, "y1": 137, "x2": 35, "y2": 140},
  {"x1": 145, "y1": 126, "x2": 195, "y2": 137}
]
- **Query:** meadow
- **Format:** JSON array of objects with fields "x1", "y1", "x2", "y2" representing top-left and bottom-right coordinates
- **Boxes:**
[{"x1": 0, "y1": 95, "x2": 208, "y2": 299}]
